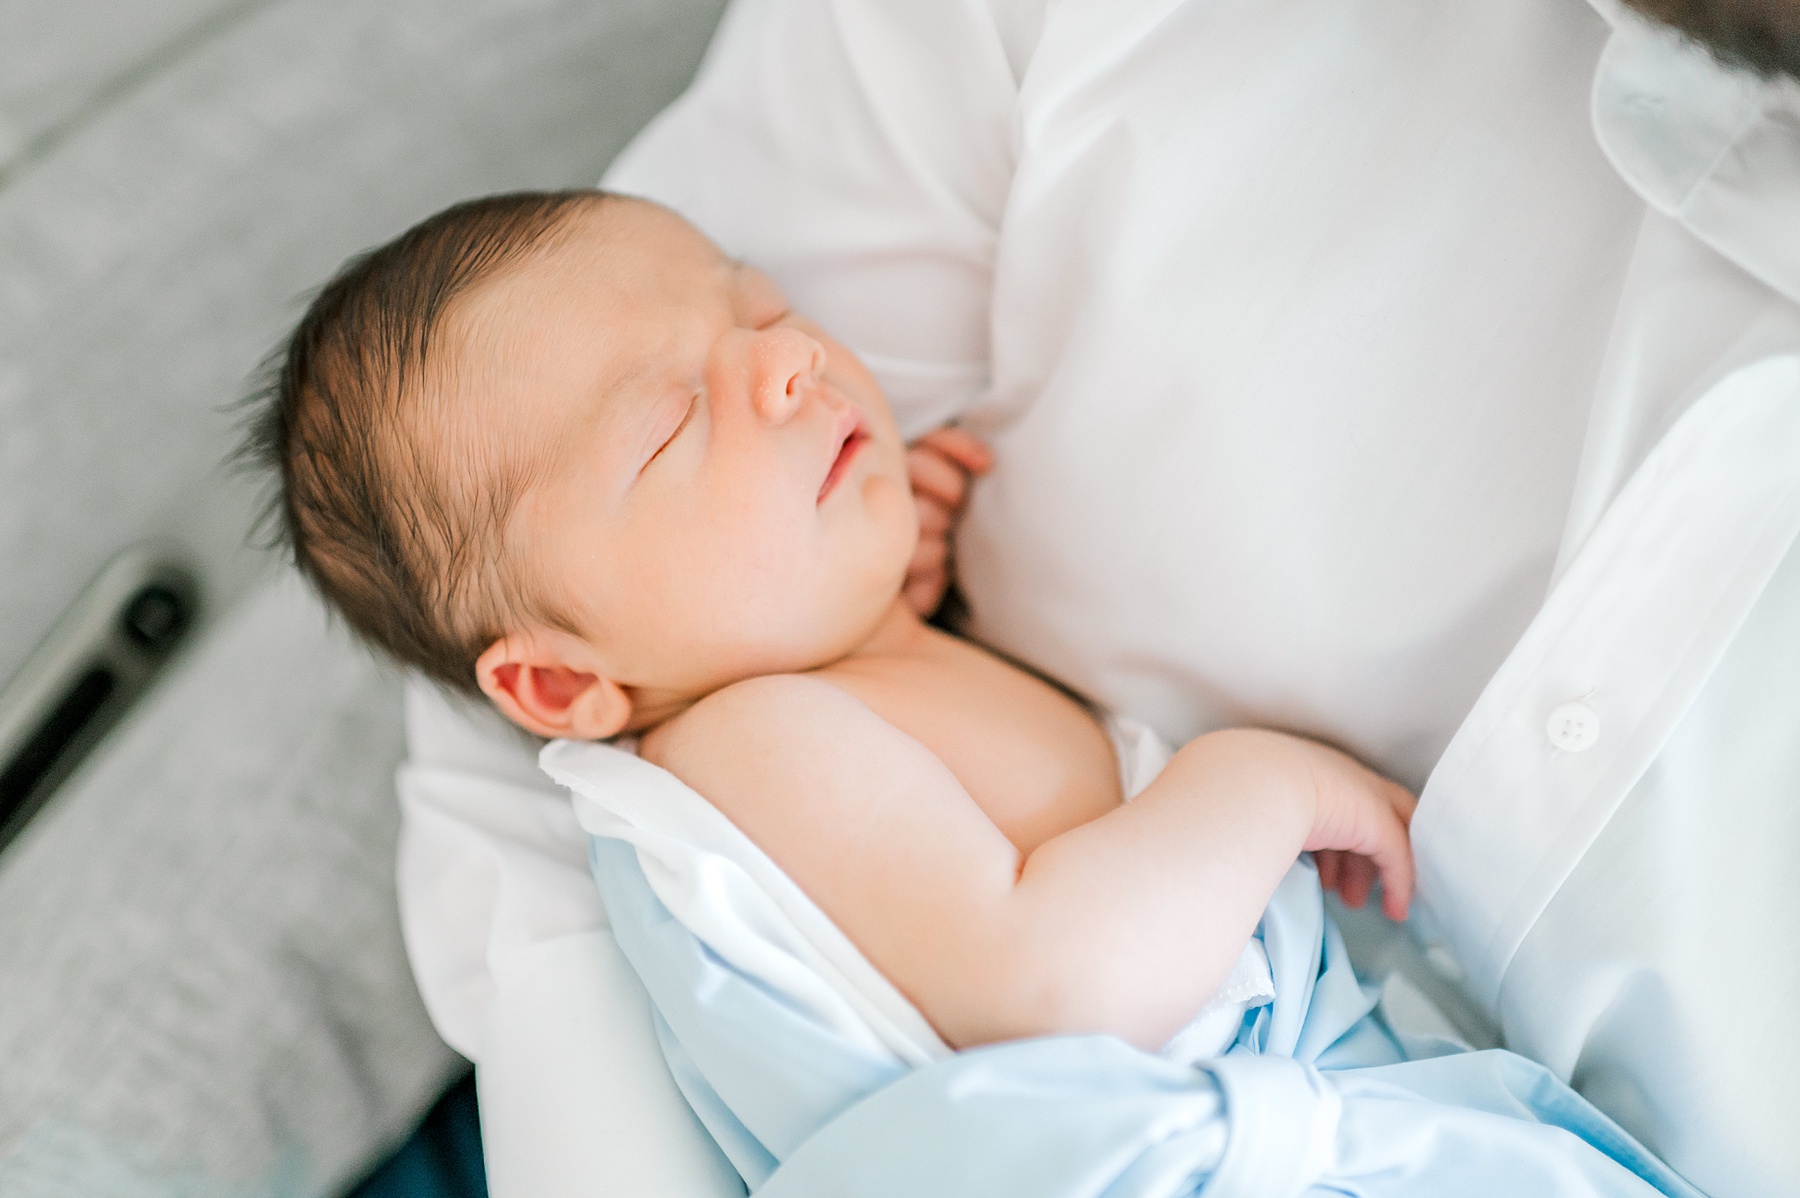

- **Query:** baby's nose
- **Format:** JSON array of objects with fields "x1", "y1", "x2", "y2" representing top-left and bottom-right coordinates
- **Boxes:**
[{"x1": 750, "y1": 327, "x2": 826, "y2": 424}]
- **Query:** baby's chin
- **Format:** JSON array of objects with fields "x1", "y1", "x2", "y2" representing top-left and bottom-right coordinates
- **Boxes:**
[
  {"x1": 857, "y1": 465, "x2": 921, "y2": 566},
  {"x1": 739, "y1": 574, "x2": 915, "y2": 678},
  {"x1": 775, "y1": 591, "x2": 910, "y2": 674},
  {"x1": 630, "y1": 509, "x2": 918, "y2": 723}
]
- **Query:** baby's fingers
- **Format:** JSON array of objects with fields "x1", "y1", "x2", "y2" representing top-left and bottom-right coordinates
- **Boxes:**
[
  {"x1": 907, "y1": 443, "x2": 971, "y2": 508},
  {"x1": 1372, "y1": 828, "x2": 1415, "y2": 922},
  {"x1": 1375, "y1": 783, "x2": 1418, "y2": 919},
  {"x1": 909, "y1": 535, "x2": 948, "y2": 578},
  {"x1": 1330, "y1": 798, "x2": 1415, "y2": 920},
  {"x1": 915, "y1": 426, "x2": 993, "y2": 476},
  {"x1": 915, "y1": 495, "x2": 952, "y2": 537},
  {"x1": 1315, "y1": 849, "x2": 1342, "y2": 895},
  {"x1": 903, "y1": 571, "x2": 947, "y2": 617},
  {"x1": 1340, "y1": 854, "x2": 1376, "y2": 909}
]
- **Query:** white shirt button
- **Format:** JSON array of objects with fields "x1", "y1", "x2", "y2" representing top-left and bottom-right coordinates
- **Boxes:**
[{"x1": 1546, "y1": 702, "x2": 1600, "y2": 753}]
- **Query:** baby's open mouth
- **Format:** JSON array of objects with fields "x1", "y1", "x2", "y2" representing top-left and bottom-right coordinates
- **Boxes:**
[{"x1": 818, "y1": 421, "x2": 869, "y2": 502}]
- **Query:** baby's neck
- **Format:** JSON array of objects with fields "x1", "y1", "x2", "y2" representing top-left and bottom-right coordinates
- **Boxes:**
[
  {"x1": 628, "y1": 598, "x2": 946, "y2": 737},
  {"x1": 836, "y1": 597, "x2": 941, "y2": 663}
]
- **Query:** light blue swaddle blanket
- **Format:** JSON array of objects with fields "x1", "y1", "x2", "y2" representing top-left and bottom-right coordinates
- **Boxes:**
[{"x1": 545, "y1": 724, "x2": 1701, "y2": 1198}]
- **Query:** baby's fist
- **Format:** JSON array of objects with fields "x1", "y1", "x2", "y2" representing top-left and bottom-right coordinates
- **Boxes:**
[{"x1": 904, "y1": 426, "x2": 993, "y2": 617}]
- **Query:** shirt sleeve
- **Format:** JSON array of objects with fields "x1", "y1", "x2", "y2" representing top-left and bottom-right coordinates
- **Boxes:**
[{"x1": 603, "y1": 0, "x2": 1034, "y2": 438}]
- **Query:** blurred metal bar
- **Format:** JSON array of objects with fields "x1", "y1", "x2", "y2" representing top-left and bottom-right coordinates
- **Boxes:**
[{"x1": 0, "y1": 545, "x2": 199, "y2": 853}]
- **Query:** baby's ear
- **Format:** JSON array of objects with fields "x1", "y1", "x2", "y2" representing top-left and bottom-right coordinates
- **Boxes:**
[{"x1": 475, "y1": 631, "x2": 631, "y2": 741}]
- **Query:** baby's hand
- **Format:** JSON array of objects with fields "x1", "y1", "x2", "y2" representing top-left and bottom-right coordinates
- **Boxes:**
[
  {"x1": 904, "y1": 426, "x2": 993, "y2": 617},
  {"x1": 1297, "y1": 742, "x2": 1417, "y2": 921},
  {"x1": 1160, "y1": 729, "x2": 1417, "y2": 923}
]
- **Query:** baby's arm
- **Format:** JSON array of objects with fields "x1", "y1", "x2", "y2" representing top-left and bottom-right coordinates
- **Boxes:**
[{"x1": 643, "y1": 675, "x2": 1412, "y2": 1053}]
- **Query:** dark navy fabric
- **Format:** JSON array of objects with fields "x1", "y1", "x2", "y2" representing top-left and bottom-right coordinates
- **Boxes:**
[{"x1": 345, "y1": 1070, "x2": 486, "y2": 1198}]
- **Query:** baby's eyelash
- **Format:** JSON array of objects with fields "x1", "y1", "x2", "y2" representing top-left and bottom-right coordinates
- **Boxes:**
[{"x1": 645, "y1": 396, "x2": 698, "y2": 468}]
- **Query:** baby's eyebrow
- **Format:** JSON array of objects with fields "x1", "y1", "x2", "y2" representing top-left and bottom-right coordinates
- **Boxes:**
[
  {"x1": 592, "y1": 338, "x2": 663, "y2": 401},
  {"x1": 597, "y1": 363, "x2": 649, "y2": 407}
]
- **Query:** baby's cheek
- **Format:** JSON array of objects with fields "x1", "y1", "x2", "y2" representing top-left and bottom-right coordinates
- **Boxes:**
[
  {"x1": 871, "y1": 464, "x2": 921, "y2": 521},
  {"x1": 866, "y1": 473, "x2": 919, "y2": 564}
]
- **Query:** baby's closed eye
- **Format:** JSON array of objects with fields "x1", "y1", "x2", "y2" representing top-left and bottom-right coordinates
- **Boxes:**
[{"x1": 641, "y1": 394, "x2": 698, "y2": 475}]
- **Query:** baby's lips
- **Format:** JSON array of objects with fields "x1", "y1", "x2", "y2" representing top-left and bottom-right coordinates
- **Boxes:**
[{"x1": 818, "y1": 409, "x2": 868, "y2": 502}]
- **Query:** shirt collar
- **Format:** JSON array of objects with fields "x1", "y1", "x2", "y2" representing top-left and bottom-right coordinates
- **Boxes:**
[{"x1": 1586, "y1": 0, "x2": 1800, "y2": 304}]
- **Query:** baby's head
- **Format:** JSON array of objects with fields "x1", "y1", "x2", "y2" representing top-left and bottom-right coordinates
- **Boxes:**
[{"x1": 248, "y1": 191, "x2": 917, "y2": 739}]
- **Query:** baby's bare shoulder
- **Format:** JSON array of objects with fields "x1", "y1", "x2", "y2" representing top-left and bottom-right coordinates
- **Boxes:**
[
  {"x1": 646, "y1": 673, "x2": 882, "y2": 772},
  {"x1": 652, "y1": 673, "x2": 863, "y2": 748},
  {"x1": 642, "y1": 672, "x2": 958, "y2": 814}
]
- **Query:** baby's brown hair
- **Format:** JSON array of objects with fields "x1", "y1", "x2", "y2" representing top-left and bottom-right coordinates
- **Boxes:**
[{"x1": 243, "y1": 190, "x2": 605, "y2": 695}]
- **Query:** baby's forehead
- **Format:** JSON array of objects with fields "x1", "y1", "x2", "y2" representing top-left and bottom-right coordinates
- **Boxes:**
[
  {"x1": 448, "y1": 203, "x2": 725, "y2": 351},
  {"x1": 434, "y1": 196, "x2": 789, "y2": 461},
  {"x1": 430, "y1": 200, "x2": 742, "y2": 450},
  {"x1": 574, "y1": 196, "x2": 734, "y2": 285}
]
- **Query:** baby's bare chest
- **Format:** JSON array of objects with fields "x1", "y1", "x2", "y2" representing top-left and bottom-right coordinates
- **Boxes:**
[{"x1": 817, "y1": 637, "x2": 1123, "y2": 855}]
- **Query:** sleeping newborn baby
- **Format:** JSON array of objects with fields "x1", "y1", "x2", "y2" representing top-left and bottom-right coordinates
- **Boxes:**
[
  {"x1": 254, "y1": 190, "x2": 1694, "y2": 1196},
  {"x1": 259, "y1": 189, "x2": 1412, "y2": 1054}
]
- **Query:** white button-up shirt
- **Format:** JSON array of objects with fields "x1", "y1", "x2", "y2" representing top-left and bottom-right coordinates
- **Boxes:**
[
  {"x1": 396, "y1": 2, "x2": 1800, "y2": 1194},
  {"x1": 1414, "y1": 10, "x2": 1800, "y2": 1193}
]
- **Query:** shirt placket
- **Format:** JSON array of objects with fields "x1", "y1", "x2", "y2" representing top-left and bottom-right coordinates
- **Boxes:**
[{"x1": 1411, "y1": 354, "x2": 1800, "y2": 1012}]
